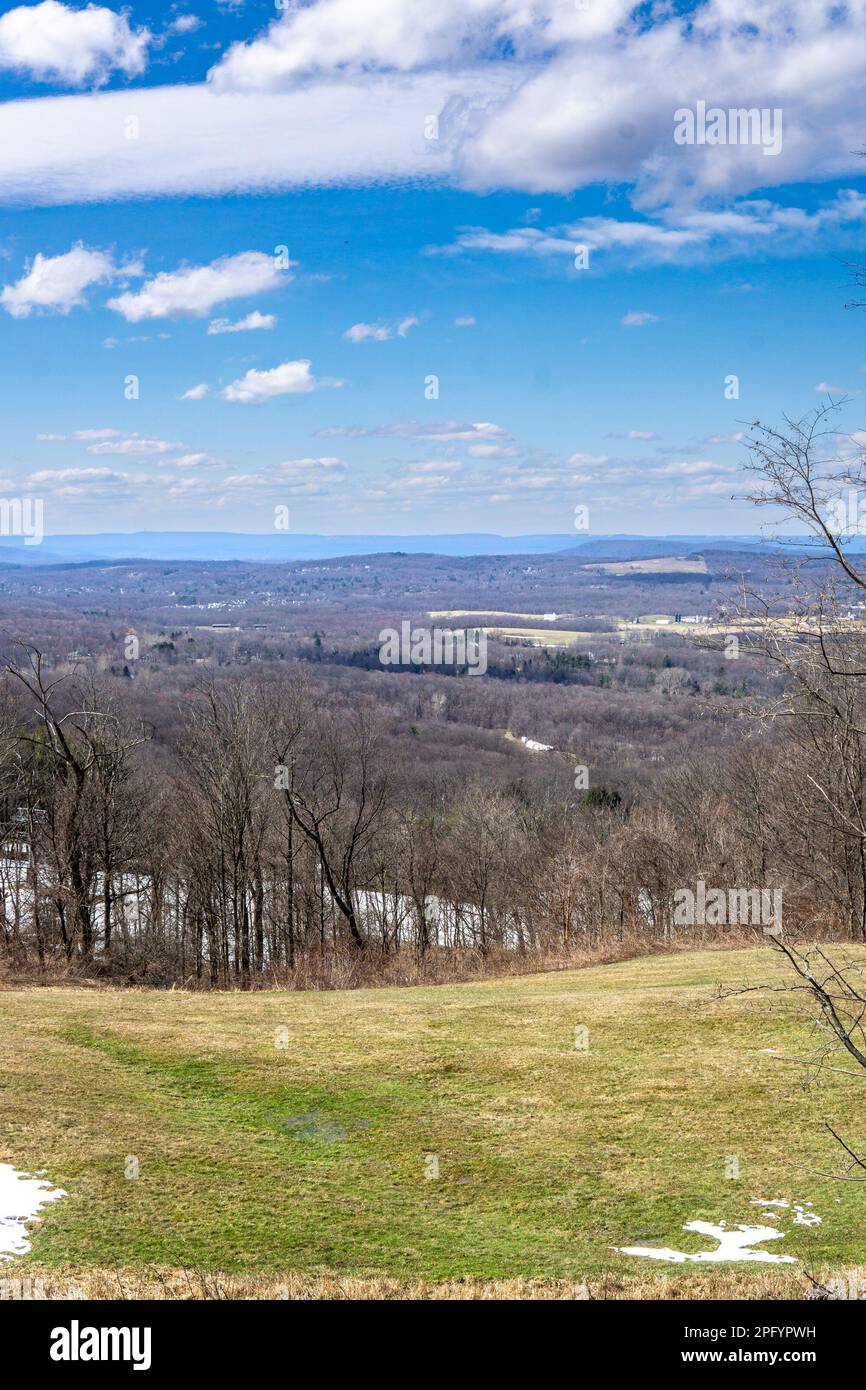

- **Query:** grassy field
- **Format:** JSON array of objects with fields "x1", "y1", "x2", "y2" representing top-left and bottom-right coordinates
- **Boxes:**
[
  {"x1": 484, "y1": 626, "x2": 592, "y2": 646},
  {"x1": 1, "y1": 947, "x2": 864, "y2": 1298},
  {"x1": 582, "y1": 557, "x2": 708, "y2": 575}
]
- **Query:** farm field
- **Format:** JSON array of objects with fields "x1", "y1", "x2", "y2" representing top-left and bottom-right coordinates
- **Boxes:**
[
  {"x1": 581, "y1": 557, "x2": 709, "y2": 575},
  {"x1": 1, "y1": 947, "x2": 864, "y2": 1298},
  {"x1": 484, "y1": 626, "x2": 593, "y2": 645},
  {"x1": 427, "y1": 610, "x2": 576, "y2": 621}
]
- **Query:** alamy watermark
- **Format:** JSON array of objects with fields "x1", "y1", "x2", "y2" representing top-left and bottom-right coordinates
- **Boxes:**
[
  {"x1": 673, "y1": 880, "x2": 782, "y2": 935},
  {"x1": 674, "y1": 102, "x2": 783, "y2": 157},
  {"x1": 0, "y1": 496, "x2": 43, "y2": 545},
  {"x1": 379, "y1": 621, "x2": 487, "y2": 675},
  {"x1": 826, "y1": 489, "x2": 866, "y2": 537}
]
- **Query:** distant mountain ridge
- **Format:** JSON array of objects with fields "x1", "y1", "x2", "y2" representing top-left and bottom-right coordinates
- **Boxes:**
[{"x1": 0, "y1": 530, "x2": 819, "y2": 567}]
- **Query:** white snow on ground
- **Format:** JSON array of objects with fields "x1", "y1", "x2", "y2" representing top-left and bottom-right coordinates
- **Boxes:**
[
  {"x1": 614, "y1": 1217, "x2": 803, "y2": 1265},
  {"x1": 0, "y1": 1165, "x2": 66, "y2": 1262},
  {"x1": 751, "y1": 1198, "x2": 822, "y2": 1227}
]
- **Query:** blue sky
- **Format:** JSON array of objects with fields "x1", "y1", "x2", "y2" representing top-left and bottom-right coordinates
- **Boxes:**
[{"x1": 0, "y1": 0, "x2": 864, "y2": 537}]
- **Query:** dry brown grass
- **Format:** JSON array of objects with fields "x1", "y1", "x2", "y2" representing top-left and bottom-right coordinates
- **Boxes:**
[
  {"x1": 8, "y1": 1264, "x2": 858, "y2": 1300},
  {"x1": 0, "y1": 932, "x2": 764, "y2": 994}
]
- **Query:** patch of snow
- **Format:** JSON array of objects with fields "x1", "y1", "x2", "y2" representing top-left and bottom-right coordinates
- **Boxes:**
[
  {"x1": 614, "y1": 1219, "x2": 797, "y2": 1265},
  {"x1": 0, "y1": 1165, "x2": 66, "y2": 1262},
  {"x1": 751, "y1": 1198, "x2": 822, "y2": 1228}
]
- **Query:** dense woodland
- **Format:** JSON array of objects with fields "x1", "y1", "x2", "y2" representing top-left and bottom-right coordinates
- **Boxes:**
[{"x1": 2, "y1": 453, "x2": 866, "y2": 987}]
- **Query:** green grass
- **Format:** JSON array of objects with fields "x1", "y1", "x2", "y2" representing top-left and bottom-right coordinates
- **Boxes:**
[{"x1": 1, "y1": 946, "x2": 864, "y2": 1286}]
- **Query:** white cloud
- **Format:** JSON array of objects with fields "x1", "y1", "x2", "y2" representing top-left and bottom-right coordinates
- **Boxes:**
[
  {"x1": 467, "y1": 442, "x2": 519, "y2": 458},
  {"x1": 167, "y1": 15, "x2": 202, "y2": 37},
  {"x1": 0, "y1": 73, "x2": 496, "y2": 205},
  {"x1": 222, "y1": 359, "x2": 335, "y2": 404},
  {"x1": 159, "y1": 452, "x2": 211, "y2": 469},
  {"x1": 621, "y1": 311, "x2": 658, "y2": 328},
  {"x1": 87, "y1": 436, "x2": 180, "y2": 455},
  {"x1": 26, "y1": 465, "x2": 131, "y2": 496},
  {"x1": 179, "y1": 383, "x2": 209, "y2": 400},
  {"x1": 319, "y1": 419, "x2": 508, "y2": 441},
  {"x1": 215, "y1": 456, "x2": 346, "y2": 499},
  {"x1": 108, "y1": 251, "x2": 286, "y2": 322},
  {"x1": 344, "y1": 315, "x2": 418, "y2": 342},
  {"x1": 206, "y1": 0, "x2": 866, "y2": 207},
  {"x1": 453, "y1": 2, "x2": 866, "y2": 203},
  {"x1": 207, "y1": 310, "x2": 276, "y2": 334},
  {"x1": 0, "y1": 1, "x2": 149, "y2": 87},
  {"x1": 656, "y1": 460, "x2": 733, "y2": 478},
  {"x1": 37, "y1": 427, "x2": 121, "y2": 441},
  {"x1": 0, "y1": 2, "x2": 862, "y2": 221},
  {"x1": 344, "y1": 322, "x2": 390, "y2": 343},
  {"x1": 568, "y1": 452, "x2": 608, "y2": 466},
  {"x1": 454, "y1": 315, "x2": 476, "y2": 326},
  {"x1": 0, "y1": 244, "x2": 129, "y2": 318},
  {"x1": 432, "y1": 193, "x2": 866, "y2": 269},
  {"x1": 278, "y1": 456, "x2": 344, "y2": 474},
  {"x1": 208, "y1": 0, "x2": 551, "y2": 92},
  {"x1": 433, "y1": 220, "x2": 703, "y2": 265}
]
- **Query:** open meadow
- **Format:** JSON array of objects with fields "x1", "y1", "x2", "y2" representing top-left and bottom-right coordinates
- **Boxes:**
[{"x1": 2, "y1": 946, "x2": 864, "y2": 1299}]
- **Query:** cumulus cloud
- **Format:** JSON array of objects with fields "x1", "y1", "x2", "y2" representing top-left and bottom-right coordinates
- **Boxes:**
[
  {"x1": 0, "y1": 0, "x2": 861, "y2": 300},
  {"x1": 206, "y1": 0, "x2": 866, "y2": 207},
  {"x1": 0, "y1": 2, "x2": 864, "y2": 212},
  {"x1": 179, "y1": 383, "x2": 209, "y2": 400},
  {"x1": 207, "y1": 310, "x2": 276, "y2": 335},
  {"x1": 207, "y1": 0, "x2": 555, "y2": 92},
  {"x1": 222, "y1": 359, "x2": 338, "y2": 404},
  {"x1": 166, "y1": 15, "x2": 202, "y2": 37},
  {"x1": 0, "y1": 1, "x2": 149, "y2": 87},
  {"x1": 0, "y1": 244, "x2": 133, "y2": 318},
  {"x1": 108, "y1": 251, "x2": 286, "y2": 322}
]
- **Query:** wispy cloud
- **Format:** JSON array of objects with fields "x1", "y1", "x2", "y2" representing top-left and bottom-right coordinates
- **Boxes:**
[
  {"x1": 207, "y1": 310, "x2": 277, "y2": 335},
  {"x1": 344, "y1": 315, "x2": 418, "y2": 342}
]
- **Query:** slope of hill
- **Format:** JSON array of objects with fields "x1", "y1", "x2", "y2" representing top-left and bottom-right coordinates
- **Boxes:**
[{"x1": 1, "y1": 947, "x2": 862, "y2": 1297}]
